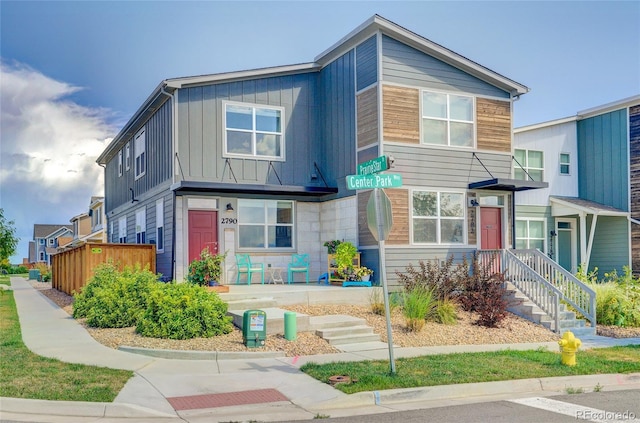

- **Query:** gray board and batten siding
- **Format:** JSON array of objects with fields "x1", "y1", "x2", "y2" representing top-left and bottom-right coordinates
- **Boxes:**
[
  {"x1": 356, "y1": 35, "x2": 378, "y2": 92},
  {"x1": 105, "y1": 100, "x2": 173, "y2": 212},
  {"x1": 381, "y1": 35, "x2": 510, "y2": 99}
]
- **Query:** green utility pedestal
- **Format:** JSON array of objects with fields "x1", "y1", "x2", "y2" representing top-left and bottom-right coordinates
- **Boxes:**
[
  {"x1": 284, "y1": 311, "x2": 297, "y2": 340},
  {"x1": 242, "y1": 310, "x2": 267, "y2": 348}
]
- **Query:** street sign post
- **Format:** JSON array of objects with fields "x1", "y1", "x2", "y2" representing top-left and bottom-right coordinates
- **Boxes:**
[{"x1": 346, "y1": 173, "x2": 403, "y2": 190}]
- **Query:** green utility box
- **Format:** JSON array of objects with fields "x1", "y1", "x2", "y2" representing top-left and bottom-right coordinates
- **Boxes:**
[
  {"x1": 28, "y1": 269, "x2": 40, "y2": 280},
  {"x1": 242, "y1": 310, "x2": 267, "y2": 348}
]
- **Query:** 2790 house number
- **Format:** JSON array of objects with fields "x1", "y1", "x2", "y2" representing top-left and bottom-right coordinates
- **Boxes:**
[{"x1": 221, "y1": 218, "x2": 237, "y2": 224}]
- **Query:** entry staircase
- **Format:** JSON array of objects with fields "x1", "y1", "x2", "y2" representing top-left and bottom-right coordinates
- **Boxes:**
[{"x1": 478, "y1": 249, "x2": 596, "y2": 336}]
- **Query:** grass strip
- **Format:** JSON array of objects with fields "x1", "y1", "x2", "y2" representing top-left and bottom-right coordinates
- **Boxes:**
[
  {"x1": 301, "y1": 345, "x2": 640, "y2": 394},
  {"x1": 0, "y1": 284, "x2": 133, "y2": 401}
]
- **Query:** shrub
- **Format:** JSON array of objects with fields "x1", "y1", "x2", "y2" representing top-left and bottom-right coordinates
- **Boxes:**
[
  {"x1": 187, "y1": 247, "x2": 226, "y2": 286},
  {"x1": 73, "y1": 262, "x2": 158, "y2": 328},
  {"x1": 136, "y1": 283, "x2": 233, "y2": 339},
  {"x1": 402, "y1": 286, "x2": 437, "y2": 332},
  {"x1": 396, "y1": 255, "x2": 463, "y2": 302},
  {"x1": 457, "y1": 254, "x2": 508, "y2": 328},
  {"x1": 435, "y1": 298, "x2": 458, "y2": 325},
  {"x1": 369, "y1": 289, "x2": 399, "y2": 316},
  {"x1": 7, "y1": 265, "x2": 28, "y2": 274}
]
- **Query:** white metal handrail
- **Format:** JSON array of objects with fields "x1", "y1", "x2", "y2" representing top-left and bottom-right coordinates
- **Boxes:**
[{"x1": 509, "y1": 249, "x2": 596, "y2": 329}]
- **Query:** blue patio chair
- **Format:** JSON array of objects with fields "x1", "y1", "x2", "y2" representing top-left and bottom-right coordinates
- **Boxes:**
[
  {"x1": 235, "y1": 254, "x2": 264, "y2": 285},
  {"x1": 288, "y1": 253, "x2": 310, "y2": 284}
]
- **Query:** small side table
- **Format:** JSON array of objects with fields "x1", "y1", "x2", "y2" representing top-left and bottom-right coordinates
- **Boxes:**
[{"x1": 267, "y1": 266, "x2": 284, "y2": 284}]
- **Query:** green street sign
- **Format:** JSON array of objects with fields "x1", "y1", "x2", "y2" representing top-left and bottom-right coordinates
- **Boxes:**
[
  {"x1": 346, "y1": 173, "x2": 403, "y2": 190},
  {"x1": 358, "y1": 156, "x2": 388, "y2": 176}
]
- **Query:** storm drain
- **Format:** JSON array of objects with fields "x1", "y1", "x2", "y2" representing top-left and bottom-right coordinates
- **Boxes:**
[{"x1": 167, "y1": 388, "x2": 289, "y2": 410}]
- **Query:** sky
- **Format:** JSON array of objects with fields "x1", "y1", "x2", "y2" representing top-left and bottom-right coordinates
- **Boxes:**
[{"x1": 1, "y1": 1, "x2": 639, "y2": 263}]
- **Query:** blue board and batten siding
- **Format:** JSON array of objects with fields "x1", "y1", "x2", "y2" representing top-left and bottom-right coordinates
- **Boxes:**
[
  {"x1": 589, "y1": 215, "x2": 629, "y2": 274},
  {"x1": 381, "y1": 36, "x2": 509, "y2": 98},
  {"x1": 578, "y1": 109, "x2": 629, "y2": 211},
  {"x1": 356, "y1": 36, "x2": 378, "y2": 91}
]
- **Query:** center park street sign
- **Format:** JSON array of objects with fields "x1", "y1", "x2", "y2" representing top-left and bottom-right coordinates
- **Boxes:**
[{"x1": 346, "y1": 173, "x2": 403, "y2": 190}]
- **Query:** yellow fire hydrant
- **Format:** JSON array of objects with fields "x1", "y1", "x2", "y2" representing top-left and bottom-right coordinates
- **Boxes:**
[{"x1": 558, "y1": 331, "x2": 581, "y2": 366}]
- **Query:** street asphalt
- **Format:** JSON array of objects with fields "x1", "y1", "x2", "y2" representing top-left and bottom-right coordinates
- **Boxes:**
[{"x1": 2, "y1": 276, "x2": 640, "y2": 423}]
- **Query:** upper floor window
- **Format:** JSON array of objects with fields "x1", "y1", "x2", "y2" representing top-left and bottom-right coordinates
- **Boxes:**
[
  {"x1": 134, "y1": 129, "x2": 146, "y2": 179},
  {"x1": 224, "y1": 102, "x2": 284, "y2": 160},
  {"x1": 237, "y1": 199, "x2": 293, "y2": 249},
  {"x1": 125, "y1": 142, "x2": 131, "y2": 171},
  {"x1": 156, "y1": 199, "x2": 164, "y2": 253},
  {"x1": 516, "y1": 219, "x2": 545, "y2": 252},
  {"x1": 39, "y1": 251, "x2": 45, "y2": 261},
  {"x1": 560, "y1": 153, "x2": 570, "y2": 175},
  {"x1": 514, "y1": 149, "x2": 544, "y2": 182},
  {"x1": 412, "y1": 190, "x2": 465, "y2": 244},
  {"x1": 136, "y1": 208, "x2": 146, "y2": 244},
  {"x1": 118, "y1": 216, "x2": 127, "y2": 243},
  {"x1": 48, "y1": 238, "x2": 55, "y2": 246},
  {"x1": 118, "y1": 150, "x2": 123, "y2": 177},
  {"x1": 421, "y1": 91, "x2": 474, "y2": 148},
  {"x1": 39, "y1": 238, "x2": 45, "y2": 245},
  {"x1": 92, "y1": 206, "x2": 102, "y2": 229}
]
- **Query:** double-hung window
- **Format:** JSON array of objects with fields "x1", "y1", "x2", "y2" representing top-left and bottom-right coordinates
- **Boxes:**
[
  {"x1": 155, "y1": 199, "x2": 164, "y2": 253},
  {"x1": 560, "y1": 153, "x2": 570, "y2": 175},
  {"x1": 514, "y1": 149, "x2": 544, "y2": 181},
  {"x1": 422, "y1": 91, "x2": 474, "y2": 147},
  {"x1": 224, "y1": 102, "x2": 284, "y2": 160},
  {"x1": 136, "y1": 208, "x2": 146, "y2": 244},
  {"x1": 516, "y1": 219, "x2": 545, "y2": 252},
  {"x1": 237, "y1": 199, "x2": 293, "y2": 249},
  {"x1": 134, "y1": 129, "x2": 146, "y2": 179},
  {"x1": 118, "y1": 216, "x2": 127, "y2": 243},
  {"x1": 118, "y1": 150, "x2": 123, "y2": 176},
  {"x1": 412, "y1": 190, "x2": 465, "y2": 244},
  {"x1": 125, "y1": 142, "x2": 131, "y2": 171}
]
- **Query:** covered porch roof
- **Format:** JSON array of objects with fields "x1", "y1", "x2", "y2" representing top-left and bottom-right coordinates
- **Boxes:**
[{"x1": 550, "y1": 196, "x2": 629, "y2": 271}]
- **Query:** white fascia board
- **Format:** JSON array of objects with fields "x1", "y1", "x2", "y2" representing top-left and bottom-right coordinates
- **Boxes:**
[
  {"x1": 550, "y1": 197, "x2": 628, "y2": 217},
  {"x1": 514, "y1": 116, "x2": 577, "y2": 134},
  {"x1": 165, "y1": 63, "x2": 320, "y2": 89},
  {"x1": 577, "y1": 94, "x2": 640, "y2": 120},
  {"x1": 315, "y1": 15, "x2": 529, "y2": 96}
]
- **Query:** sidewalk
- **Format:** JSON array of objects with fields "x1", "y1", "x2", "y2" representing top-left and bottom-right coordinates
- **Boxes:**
[{"x1": 2, "y1": 276, "x2": 640, "y2": 423}]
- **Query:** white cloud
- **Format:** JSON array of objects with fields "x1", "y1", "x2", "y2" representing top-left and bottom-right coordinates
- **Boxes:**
[{"x1": 0, "y1": 61, "x2": 116, "y2": 262}]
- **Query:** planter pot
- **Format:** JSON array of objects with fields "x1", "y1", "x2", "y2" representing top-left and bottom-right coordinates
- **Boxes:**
[
  {"x1": 208, "y1": 280, "x2": 218, "y2": 287},
  {"x1": 361, "y1": 275, "x2": 371, "y2": 282}
]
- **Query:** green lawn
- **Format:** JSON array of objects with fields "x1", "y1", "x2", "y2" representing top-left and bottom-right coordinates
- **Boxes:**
[
  {"x1": 301, "y1": 346, "x2": 640, "y2": 394},
  {"x1": 0, "y1": 282, "x2": 133, "y2": 401}
]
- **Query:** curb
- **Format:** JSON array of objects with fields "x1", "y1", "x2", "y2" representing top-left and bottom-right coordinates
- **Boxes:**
[
  {"x1": 118, "y1": 345, "x2": 285, "y2": 360},
  {"x1": 0, "y1": 397, "x2": 178, "y2": 419},
  {"x1": 310, "y1": 372, "x2": 640, "y2": 410}
]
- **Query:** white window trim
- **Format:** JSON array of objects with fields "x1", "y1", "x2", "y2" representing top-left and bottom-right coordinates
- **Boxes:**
[
  {"x1": 118, "y1": 216, "x2": 127, "y2": 243},
  {"x1": 134, "y1": 129, "x2": 146, "y2": 180},
  {"x1": 223, "y1": 101, "x2": 286, "y2": 161},
  {"x1": 410, "y1": 188, "x2": 467, "y2": 245},
  {"x1": 39, "y1": 251, "x2": 45, "y2": 261},
  {"x1": 515, "y1": 217, "x2": 546, "y2": 253},
  {"x1": 514, "y1": 148, "x2": 544, "y2": 181},
  {"x1": 118, "y1": 150, "x2": 123, "y2": 177},
  {"x1": 156, "y1": 199, "x2": 164, "y2": 253},
  {"x1": 559, "y1": 152, "x2": 571, "y2": 175},
  {"x1": 136, "y1": 208, "x2": 146, "y2": 244},
  {"x1": 237, "y1": 199, "x2": 295, "y2": 250},
  {"x1": 125, "y1": 142, "x2": 131, "y2": 171},
  {"x1": 420, "y1": 90, "x2": 476, "y2": 149},
  {"x1": 48, "y1": 238, "x2": 54, "y2": 246}
]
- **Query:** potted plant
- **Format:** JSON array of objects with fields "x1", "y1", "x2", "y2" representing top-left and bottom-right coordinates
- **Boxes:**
[
  {"x1": 187, "y1": 247, "x2": 226, "y2": 288},
  {"x1": 323, "y1": 239, "x2": 342, "y2": 254},
  {"x1": 354, "y1": 266, "x2": 374, "y2": 281},
  {"x1": 334, "y1": 241, "x2": 357, "y2": 277}
]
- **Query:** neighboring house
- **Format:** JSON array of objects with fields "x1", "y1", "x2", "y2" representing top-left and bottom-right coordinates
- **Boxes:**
[
  {"x1": 97, "y1": 15, "x2": 545, "y2": 287},
  {"x1": 29, "y1": 224, "x2": 74, "y2": 265},
  {"x1": 514, "y1": 95, "x2": 640, "y2": 276},
  {"x1": 60, "y1": 196, "x2": 108, "y2": 250}
]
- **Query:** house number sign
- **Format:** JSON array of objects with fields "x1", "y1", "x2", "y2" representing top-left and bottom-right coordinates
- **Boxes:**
[{"x1": 221, "y1": 218, "x2": 237, "y2": 224}]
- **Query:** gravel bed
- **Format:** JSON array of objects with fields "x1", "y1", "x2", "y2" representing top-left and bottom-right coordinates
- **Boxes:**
[{"x1": 28, "y1": 281, "x2": 640, "y2": 357}]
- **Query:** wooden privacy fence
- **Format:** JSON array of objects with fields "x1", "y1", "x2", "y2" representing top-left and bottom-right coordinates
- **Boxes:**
[{"x1": 51, "y1": 243, "x2": 156, "y2": 295}]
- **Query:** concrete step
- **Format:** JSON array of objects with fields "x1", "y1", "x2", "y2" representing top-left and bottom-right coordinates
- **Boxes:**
[
  {"x1": 227, "y1": 307, "x2": 309, "y2": 335},
  {"x1": 315, "y1": 325, "x2": 374, "y2": 338},
  {"x1": 323, "y1": 333, "x2": 381, "y2": 346},
  {"x1": 309, "y1": 315, "x2": 367, "y2": 329},
  {"x1": 225, "y1": 298, "x2": 278, "y2": 310}
]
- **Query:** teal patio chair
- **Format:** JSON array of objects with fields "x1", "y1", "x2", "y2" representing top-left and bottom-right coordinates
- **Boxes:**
[
  {"x1": 287, "y1": 253, "x2": 309, "y2": 284},
  {"x1": 235, "y1": 254, "x2": 264, "y2": 285}
]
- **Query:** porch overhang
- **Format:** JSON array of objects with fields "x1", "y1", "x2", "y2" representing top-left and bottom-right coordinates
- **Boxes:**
[
  {"x1": 468, "y1": 178, "x2": 548, "y2": 192},
  {"x1": 550, "y1": 196, "x2": 629, "y2": 217},
  {"x1": 170, "y1": 181, "x2": 338, "y2": 197}
]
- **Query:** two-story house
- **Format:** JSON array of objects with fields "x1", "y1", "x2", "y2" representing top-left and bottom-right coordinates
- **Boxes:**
[
  {"x1": 61, "y1": 196, "x2": 108, "y2": 250},
  {"x1": 514, "y1": 95, "x2": 640, "y2": 276},
  {"x1": 97, "y1": 15, "x2": 545, "y2": 286},
  {"x1": 29, "y1": 224, "x2": 73, "y2": 265}
]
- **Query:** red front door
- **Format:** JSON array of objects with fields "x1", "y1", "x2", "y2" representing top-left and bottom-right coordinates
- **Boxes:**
[
  {"x1": 480, "y1": 207, "x2": 502, "y2": 250},
  {"x1": 188, "y1": 210, "x2": 218, "y2": 263}
]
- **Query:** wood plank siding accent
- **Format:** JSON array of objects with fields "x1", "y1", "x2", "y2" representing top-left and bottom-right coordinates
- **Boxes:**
[
  {"x1": 629, "y1": 105, "x2": 640, "y2": 272},
  {"x1": 386, "y1": 189, "x2": 409, "y2": 245},
  {"x1": 357, "y1": 87, "x2": 379, "y2": 148},
  {"x1": 476, "y1": 98, "x2": 512, "y2": 152},
  {"x1": 382, "y1": 85, "x2": 420, "y2": 144}
]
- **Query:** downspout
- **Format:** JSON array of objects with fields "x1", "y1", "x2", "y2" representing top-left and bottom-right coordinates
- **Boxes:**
[{"x1": 160, "y1": 86, "x2": 177, "y2": 282}]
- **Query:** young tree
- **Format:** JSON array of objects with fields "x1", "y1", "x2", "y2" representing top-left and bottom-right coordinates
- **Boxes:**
[{"x1": 0, "y1": 208, "x2": 19, "y2": 263}]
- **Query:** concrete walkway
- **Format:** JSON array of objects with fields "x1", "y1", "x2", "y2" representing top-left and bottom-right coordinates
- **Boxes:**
[{"x1": 2, "y1": 276, "x2": 640, "y2": 423}]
